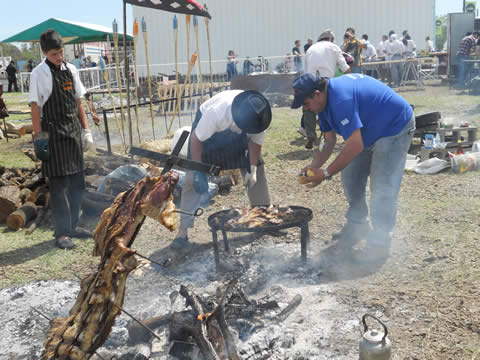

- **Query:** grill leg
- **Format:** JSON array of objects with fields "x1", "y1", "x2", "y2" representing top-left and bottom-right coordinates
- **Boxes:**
[
  {"x1": 211, "y1": 230, "x2": 220, "y2": 269},
  {"x1": 300, "y1": 223, "x2": 309, "y2": 262},
  {"x1": 222, "y1": 230, "x2": 230, "y2": 253}
]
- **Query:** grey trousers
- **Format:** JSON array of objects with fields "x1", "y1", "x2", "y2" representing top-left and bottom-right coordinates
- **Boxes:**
[
  {"x1": 49, "y1": 172, "x2": 85, "y2": 237},
  {"x1": 179, "y1": 159, "x2": 271, "y2": 229},
  {"x1": 303, "y1": 110, "x2": 317, "y2": 139}
]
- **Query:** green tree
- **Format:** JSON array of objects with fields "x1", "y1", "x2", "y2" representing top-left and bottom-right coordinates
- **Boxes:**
[{"x1": 0, "y1": 43, "x2": 22, "y2": 60}]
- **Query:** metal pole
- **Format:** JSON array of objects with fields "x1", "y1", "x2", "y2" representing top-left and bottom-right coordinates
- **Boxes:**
[
  {"x1": 463, "y1": 0, "x2": 466, "y2": 12},
  {"x1": 124, "y1": 0, "x2": 133, "y2": 150}
]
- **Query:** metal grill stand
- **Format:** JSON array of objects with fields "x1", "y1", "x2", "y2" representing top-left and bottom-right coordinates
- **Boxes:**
[{"x1": 208, "y1": 206, "x2": 313, "y2": 271}]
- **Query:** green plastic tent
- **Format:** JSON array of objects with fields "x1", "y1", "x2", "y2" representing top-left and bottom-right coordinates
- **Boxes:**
[{"x1": 1, "y1": 18, "x2": 132, "y2": 44}]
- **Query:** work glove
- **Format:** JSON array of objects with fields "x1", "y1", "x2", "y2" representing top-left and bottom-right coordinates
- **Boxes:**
[
  {"x1": 33, "y1": 132, "x2": 49, "y2": 161},
  {"x1": 192, "y1": 171, "x2": 208, "y2": 194},
  {"x1": 243, "y1": 165, "x2": 257, "y2": 189},
  {"x1": 81, "y1": 129, "x2": 94, "y2": 152}
]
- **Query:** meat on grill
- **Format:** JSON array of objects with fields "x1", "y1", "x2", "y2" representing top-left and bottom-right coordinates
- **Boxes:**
[
  {"x1": 42, "y1": 171, "x2": 179, "y2": 360},
  {"x1": 226, "y1": 205, "x2": 295, "y2": 228}
]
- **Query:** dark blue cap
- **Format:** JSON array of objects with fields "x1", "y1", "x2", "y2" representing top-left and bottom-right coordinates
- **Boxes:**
[{"x1": 291, "y1": 73, "x2": 321, "y2": 109}]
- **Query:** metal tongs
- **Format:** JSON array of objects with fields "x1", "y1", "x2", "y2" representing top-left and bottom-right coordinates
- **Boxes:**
[{"x1": 174, "y1": 207, "x2": 204, "y2": 217}]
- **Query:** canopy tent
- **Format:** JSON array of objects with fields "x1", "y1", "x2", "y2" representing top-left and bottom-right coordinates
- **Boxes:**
[
  {"x1": 124, "y1": 0, "x2": 211, "y2": 18},
  {"x1": 1, "y1": 18, "x2": 133, "y2": 44}
]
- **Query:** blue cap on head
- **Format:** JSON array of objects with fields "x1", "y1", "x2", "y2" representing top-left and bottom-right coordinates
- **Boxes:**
[{"x1": 291, "y1": 73, "x2": 321, "y2": 109}]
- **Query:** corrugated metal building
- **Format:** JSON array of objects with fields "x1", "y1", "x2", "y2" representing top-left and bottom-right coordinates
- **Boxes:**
[{"x1": 132, "y1": 0, "x2": 435, "y2": 74}]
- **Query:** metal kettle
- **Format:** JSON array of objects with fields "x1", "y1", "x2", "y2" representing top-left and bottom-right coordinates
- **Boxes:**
[{"x1": 359, "y1": 314, "x2": 392, "y2": 360}]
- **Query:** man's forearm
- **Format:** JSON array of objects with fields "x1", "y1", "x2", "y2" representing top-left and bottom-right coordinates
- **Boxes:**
[
  {"x1": 77, "y1": 98, "x2": 88, "y2": 129},
  {"x1": 31, "y1": 103, "x2": 41, "y2": 135},
  {"x1": 189, "y1": 131, "x2": 203, "y2": 162},
  {"x1": 310, "y1": 144, "x2": 334, "y2": 169},
  {"x1": 324, "y1": 129, "x2": 364, "y2": 176},
  {"x1": 248, "y1": 142, "x2": 261, "y2": 166}
]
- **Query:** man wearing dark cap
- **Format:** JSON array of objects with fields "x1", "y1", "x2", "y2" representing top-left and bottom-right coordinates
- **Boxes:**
[
  {"x1": 291, "y1": 73, "x2": 415, "y2": 262},
  {"x1": 173, "y1": 90, "x2": 272, "y2": 248}
]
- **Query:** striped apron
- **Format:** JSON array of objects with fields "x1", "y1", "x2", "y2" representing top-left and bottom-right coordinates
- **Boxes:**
[{"x1": 41, "y1": 63, "x2": 83, "y2": 178}]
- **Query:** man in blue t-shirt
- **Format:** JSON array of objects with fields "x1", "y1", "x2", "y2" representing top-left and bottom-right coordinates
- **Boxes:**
[{"x1": 291, "y1": 73, "x2": 415, "y2": 262}]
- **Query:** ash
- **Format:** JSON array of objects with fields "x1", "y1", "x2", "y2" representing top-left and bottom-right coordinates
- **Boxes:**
[{"x1": 0, "y1": 233, "x2": 367, "y2": 360}]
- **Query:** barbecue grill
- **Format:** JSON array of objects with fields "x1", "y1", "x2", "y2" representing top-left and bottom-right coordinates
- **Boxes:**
[{"x1": 208, "y1": 205, "x2": 313, "y2": 271}]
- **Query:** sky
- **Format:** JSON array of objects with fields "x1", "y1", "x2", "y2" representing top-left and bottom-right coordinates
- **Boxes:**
[{"x1": 0, "y1": 0, "x2": 468, "y2": 43}]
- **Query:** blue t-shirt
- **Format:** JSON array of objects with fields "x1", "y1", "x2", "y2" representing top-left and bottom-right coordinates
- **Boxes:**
[{"x1": 318, "y1": 74, "x2": 413, "y2": 147}]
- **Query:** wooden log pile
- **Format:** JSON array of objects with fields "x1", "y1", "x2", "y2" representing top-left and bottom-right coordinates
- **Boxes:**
[{"x1": 0, "y1": 166, "x2": 48, "y2": 232}]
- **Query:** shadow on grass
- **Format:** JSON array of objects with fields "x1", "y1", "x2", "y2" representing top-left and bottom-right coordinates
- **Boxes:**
[
  {"x1": 289, "y1": 137, "x2": 307, "y2": 146},
  {"x1": 277, "y1": 150, "x2": 313, "y2": 161},
  {"x1": 0, "y1": 238, "x2": 56, "y2": 267}
]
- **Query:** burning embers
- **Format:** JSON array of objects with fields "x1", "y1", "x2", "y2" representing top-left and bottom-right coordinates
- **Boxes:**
[
  {"x1": 42, "y1": 171, "x2": 179, "y2": 360},
  {"x1": 128, "y1": 278, "x2": 302, "y2": 360}
]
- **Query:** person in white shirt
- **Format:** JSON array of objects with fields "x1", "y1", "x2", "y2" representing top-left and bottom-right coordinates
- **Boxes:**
[
  {"x1": 305, "y1": 29, "x2": 351, "y2": 77},
  {"x1": 173, "y1": 90, "x2": 272, "y2": 248},
  {"x1": 361, "y1": 39, "x2": 378, "y2": 77},
  {"x1": 376, "y1": 35, "x2": 389, "y2": 82},
  {"x1": 30, "y1": 29, "x2": 94, "y2": 250},
  {"x1": 425, "y1": 36, "x2": 435, "y2": 53},
  {"x1": 300, "y1": 29, "x2": 351, "y2": 149},
  {"x1": 404, "y1": 35, "x2": 417, "y2": 58},
  {"x1": 384, "y1": 34, "x2": 405, "y2": 87}
]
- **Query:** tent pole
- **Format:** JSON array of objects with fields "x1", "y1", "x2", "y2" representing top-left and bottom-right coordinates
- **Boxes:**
[{"x1": 124, "y1": 0, "x2": 133, "y2": 150}]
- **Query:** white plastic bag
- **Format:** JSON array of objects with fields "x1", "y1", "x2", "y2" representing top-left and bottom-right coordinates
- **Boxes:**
[{"x1": 411, "y1": 157, "x2": 450, "y2": 175}]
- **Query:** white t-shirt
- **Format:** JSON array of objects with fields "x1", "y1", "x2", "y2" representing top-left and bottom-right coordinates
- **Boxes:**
[
  {"x1": 29, "y1": 60, "x2": 86, "y2": 117},
  {"x1": 304, "y1": 41, "x2": 350, "y2": 77},
  {"x1": 406, "y1": 39, "x2": 416, "y2": 57},
  {"x1": 361, "y1": 44, "x2": 377, "y2": 62},
  {"x1": 426, "y1": 40, "x2": 434, "y2": 53},
  {"x1": 196, "y1": 90, "x2": 266, "y2": 145},
  {"x1": 384, "y1": 39, "x2": 405, "y2": 60}
]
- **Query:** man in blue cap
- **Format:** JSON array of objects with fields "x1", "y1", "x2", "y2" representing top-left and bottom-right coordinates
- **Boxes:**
[
  {"x1": 173, "y1": 89, "x2": 272, "y2": 249},
  {"x1": 291, "y1": 73, "x2": 415, "y2": 261}
]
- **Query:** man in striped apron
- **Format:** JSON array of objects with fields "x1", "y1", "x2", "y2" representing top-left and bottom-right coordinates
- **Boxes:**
[{"x1": 30, "y1": 30, "x2": 94, "y2": 249}]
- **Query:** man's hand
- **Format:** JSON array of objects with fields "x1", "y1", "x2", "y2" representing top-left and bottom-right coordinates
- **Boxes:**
[
  {"x1": 243, "y1": 165, "x2": 257, "y2": 189},
  {"x1": 193, "y1": 171, "x2": 208, "y2": 194},
  {"x1": 300, "y1": 167, "x2": 325, "y2": 188},
  {"x1": 81, "y1": 129, "x2": 94, "y2": 152}
]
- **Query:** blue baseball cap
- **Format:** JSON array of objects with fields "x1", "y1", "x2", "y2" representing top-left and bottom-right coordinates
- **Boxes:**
[{"x1": 291, "y1": 73, "x2": 321, "y2": 109}]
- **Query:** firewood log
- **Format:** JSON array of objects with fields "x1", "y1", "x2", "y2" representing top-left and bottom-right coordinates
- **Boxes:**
[
  {"x1": 6, "y1": 201, "x2": 37, "y2": 230},
  {"x1": 26, "y1": 184, "x2": 49, "y2": 206},
  {"x1": 0, "y1": 185, "x2": 21, "y2": 223},
  {"x1": 5, "y1": 122, "x2": 26, "y2": 136},
  {"x1": 19, "y1": 188, "x2": 32, "y2": 203},
  {"x1": 25, "y1": 206, "x2": 47, "y2": 235},
  {"x1": 22, "y1": 174, "x2": 44, "y2": 190},
  {"x1": 23, "y1": 149, "x2": 38, "y2": 163}
]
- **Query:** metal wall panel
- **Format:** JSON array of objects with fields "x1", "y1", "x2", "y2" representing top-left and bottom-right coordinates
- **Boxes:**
[{"x1": 132, "y1": 0, "x2": 435, "y2": 75}]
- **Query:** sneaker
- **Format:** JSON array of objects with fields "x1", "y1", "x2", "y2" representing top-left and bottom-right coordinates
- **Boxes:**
[
  {"x1": 305, "y1": 137, "x2": 316, "y2": 149},
  {"x1": 332, "y1": 222, "x2": 370, "y2": 245},
  {"x1": 297, "y1": 127, "x2": 307, "y2": 137},
  {"x1": 171, "y1": 236, "x2": 190, "y2": 250},
  {"x1": 55, "y1": 235, "x2": 76, "y2": 250}
]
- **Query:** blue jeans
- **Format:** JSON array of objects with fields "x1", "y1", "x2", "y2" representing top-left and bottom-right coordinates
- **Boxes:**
[
  {"x1": 456, "y1": 54, "x2": 467, "y2": 86},
  {"x1": 390, "y1": 54, "x2": 403, "y2": 87},
  {"x1": 341, "y1": 116, "x2": 415, "y2": 245}
]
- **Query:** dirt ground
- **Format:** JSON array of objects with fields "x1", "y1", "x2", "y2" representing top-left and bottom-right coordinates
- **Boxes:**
[{"x1": 0, "y1": 83, "x2": 479, "y2": 359}]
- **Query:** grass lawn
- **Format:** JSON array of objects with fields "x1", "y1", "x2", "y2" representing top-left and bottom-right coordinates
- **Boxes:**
[{"x1": 0, "y1": 84, "x2": 479, "y2": 289}]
